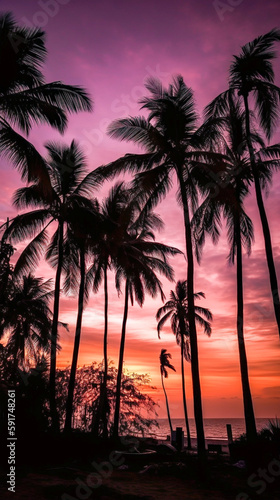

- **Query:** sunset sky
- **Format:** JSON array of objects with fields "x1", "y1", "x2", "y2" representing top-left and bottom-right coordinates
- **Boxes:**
[{"x1": 1, "y1": 0, "x2": 280, "y2": 419}]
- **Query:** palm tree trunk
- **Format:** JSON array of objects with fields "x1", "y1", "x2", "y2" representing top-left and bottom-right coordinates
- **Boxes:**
[
  {"x1": 177, "y1": 167, "x2": 206, "y2": 454},
  {"x1": 180, "y1": 331, "x2": 192, "y2": 449},
  {"x1": 235, "y1": 215, "x2": 257, "y2": 442},
  {"x1": 243, "y1": 94, "x2": 280, "y2": 339},
  {"x1": 113, "y1": 280, "x2": 129, "y2": 439},
  {"x1": 92, "y1": 264, "x2": 109, "y2": 438},
  {"x1": 161, "y1": 372, "x2": 173, "y2": 437},
  {"x1": 49, "y1": 220, "x2": 64, "y2": 432},
  {"x1": 64, "y1": 243, "x2": 86, "y2": 433},
  {"x1": 101, "y1": 264, "x2": 109, "y2": 438},
  {"x1": 12, "y1": 337, "x2": 20, "y2": 380}
]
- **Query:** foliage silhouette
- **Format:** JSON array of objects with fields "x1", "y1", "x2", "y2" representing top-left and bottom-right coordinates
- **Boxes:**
[
  {"x1": 100, "y1": 75, "x2": 221, "y2": 452},
  {"x1": 205, "y1": 28, "x2": 280, "y2": 339},
  {"x1": 159, "y1": 349, "x2": 176, "y2": 437},
  {"x1": 5, "y1": 140, "x2": 103, "y2": 431},
  {"x1": 111, "y1": 199, "x2": 180, "y2": 438},
  {"x1": 193, "y1": 102, "x2": 258, "y2": 441},
  {"x1": 157, "y1": 280, "x2": 212, "y2": 448},
  {"x1": 0, "y1": 12, "x2": 92, "y2": 191}
]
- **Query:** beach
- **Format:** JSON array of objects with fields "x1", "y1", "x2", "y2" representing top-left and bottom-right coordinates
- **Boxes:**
[{"x1": 1, "y1": 449, "x2": 279, "y2": 500}]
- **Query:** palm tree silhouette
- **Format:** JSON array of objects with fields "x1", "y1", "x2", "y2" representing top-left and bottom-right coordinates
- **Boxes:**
[
  {"x1": 89, "y1": 183, "x2": 130, "y2": 438},
  {"x1": 63, "y1": 202, "x2": 103, "y2": 433},
  {"x1": 205, "y1": 29, "x2": 280, "y2": 339},
  {"x1": 194, "y1": 102, "x2": 257, "y2": 441},
  {"x1": 5, "y1": 140, "x2": 103, "y2": 431},
  {"x1": 0, "y1": 274, "x2": 53, "y2": 372},
  {"x1": 112, "y1": 202, "x2": 180, "y2": 438},
  {"x1": 0, "y1": 13, "x2": 92, "y2": 189},
  {"x1": 157, "y1": 280, "x2": 212, "y2": 449},
  {"x1": 101, "y1": 76, "x2": 217, "y2": 452},
  {"x1": 159, "y1": 349, "x2": 176, "y2": 437}
]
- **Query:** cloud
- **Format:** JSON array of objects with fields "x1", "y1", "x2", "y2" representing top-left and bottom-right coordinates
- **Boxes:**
[{"x1": 1, "y1": 0, "x2": 280, "y2": 418}]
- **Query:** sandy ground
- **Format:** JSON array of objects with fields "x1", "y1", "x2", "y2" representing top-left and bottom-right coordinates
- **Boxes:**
[
  {"x1": 1, "y1": 464, "x2": 280, "y2": 500},
  {"x1": 1, "y1": 438, "x2": 279, "y2": 500},
  {"x1": 0, "y1": 468, "x2": 231, "y2": 500}
]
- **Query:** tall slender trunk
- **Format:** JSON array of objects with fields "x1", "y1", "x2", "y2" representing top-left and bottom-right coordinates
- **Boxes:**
[
  {"x1": 180, "y1": 328, "x2": 192, "y2": 449},
  {"x1": 49, "y1": 220, "x2": 64, "y2": 432},
  {"x1": 235, "y1": 215, "x2": 257, "y2": 442},
  {"x1": 177, "y1": 166, "x2": 205, "y2": 454},
  {"x1": 101, "y1": 264, "x2": 109, "y2": 438},
  {"x1": 64, "y1": 243, "x2": 86, "y2": 432},
  {"x1": 113, "y1": 280, "x2": 129, "y2": 439},
  {"x1": 243, "y1": 94, "x2": 280, "y2": 339},
  {"x1": 13, "y1": 335, "x2": 20, "y2": 380},
  {"x1": 161, "y1": 372, "x2": 173, "y2": 437},
  {"x1": 92, "y1": 264, "x2": 109, "y2": 438}
]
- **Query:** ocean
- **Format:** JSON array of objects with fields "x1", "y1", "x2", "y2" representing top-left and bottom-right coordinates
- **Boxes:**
[{"x1": 147, "y1": 418, "x2": 273, "y2": 441}]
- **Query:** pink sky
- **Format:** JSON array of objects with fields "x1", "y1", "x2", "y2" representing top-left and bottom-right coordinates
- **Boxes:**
[{"x1": 1, "y1": 0, "x2": 280, "y2": 418}]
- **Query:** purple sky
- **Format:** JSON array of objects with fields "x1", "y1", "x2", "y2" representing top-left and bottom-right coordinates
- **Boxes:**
[{"x1": 1, "y1": 0, "x2": 280, "y2": 418}]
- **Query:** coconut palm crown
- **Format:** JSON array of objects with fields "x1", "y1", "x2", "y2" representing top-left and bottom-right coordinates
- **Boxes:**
[{"x1": 0, "y1": 12, "x2": 92, "y2": 188}]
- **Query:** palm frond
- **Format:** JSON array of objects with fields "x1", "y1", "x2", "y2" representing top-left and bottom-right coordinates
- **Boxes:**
[
  {"x1": 108, "y1": 116, "x2": 158, "y2": 151},
  {"x1": 157, "y1": 310, "x2": 173, "y2": 338},
  {"x1": 0, "y1": 120, "x2": 51, "y2": 187},
  {"x1": 204, "y1": 89, "x2": 232, "y2": 120},
  {"x1": 13, "y1": 225, "x2": 50, "y2": 277},
  {"x1": 4, "y1": 209, "x2": 50, "y2": 243}
]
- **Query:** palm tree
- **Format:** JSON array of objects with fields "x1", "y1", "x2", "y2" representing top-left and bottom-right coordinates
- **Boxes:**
[
  {"x1": 62, "y1": 201, "x2": 103, "y2": 433},
  {"x1": 0, "y1": 274, "x2": 53, "y2": 372},
  {"x1": 205, "y1": 29, "x2": 280, "y2": 339},
  {"x1": 157, "y1": 280, "x2": 212, "y2": 449},
  {"x1": 193, "y1": 103, "x2": 258, "y2": 441},
  {"x1": 4, "y1": 140, "x2": 103, "y2": 431},
  {"x1": 100, "y1": 76, "x2": 216, "y2": 452},
  {"x1": 112, "y1": 202, "x2": 180, "y2": 438},
  {"x1": 0, "y1": 12, "x2": 92, "y2": 190},
  {"x1": 159, "y1": 349, "x2": 176, "y2": 437},
  {"x1": 89, "y1": 183, "x2": 129, "y2": 438}
]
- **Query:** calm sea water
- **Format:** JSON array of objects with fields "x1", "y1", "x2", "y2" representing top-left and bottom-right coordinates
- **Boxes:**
[{"x1": 148, "y1": 418, "x2": 272, "y2": 440}]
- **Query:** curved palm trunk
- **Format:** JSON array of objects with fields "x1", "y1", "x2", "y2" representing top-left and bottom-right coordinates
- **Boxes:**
[
  {"x1": 180, "y1": 331, "x2": 192, "y2": 449},
  {"x1": 177, "y1": 167, "x2": 206, "y2": 454},
  {"x1": 92, "y1": 264, "x2": 109, "y2": 438},
  {"x1": 64, "y1": 243, "x2": 86, "y2": 432},
  {"x1": 235, "y1": 215, "x2": 257, "y2": 442},
  {"x1": 243, "y1": 94, "x2": 280, "y2": 339},
  {"x1": 161, "y1": 372, "x2": 173, "y2": 437},
  {"x1": 113, "y1": 280, "x2": 129, "y2": 439},
  {"x1": 50, "y1": 221, "x2": 64, "y2": 432}
]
